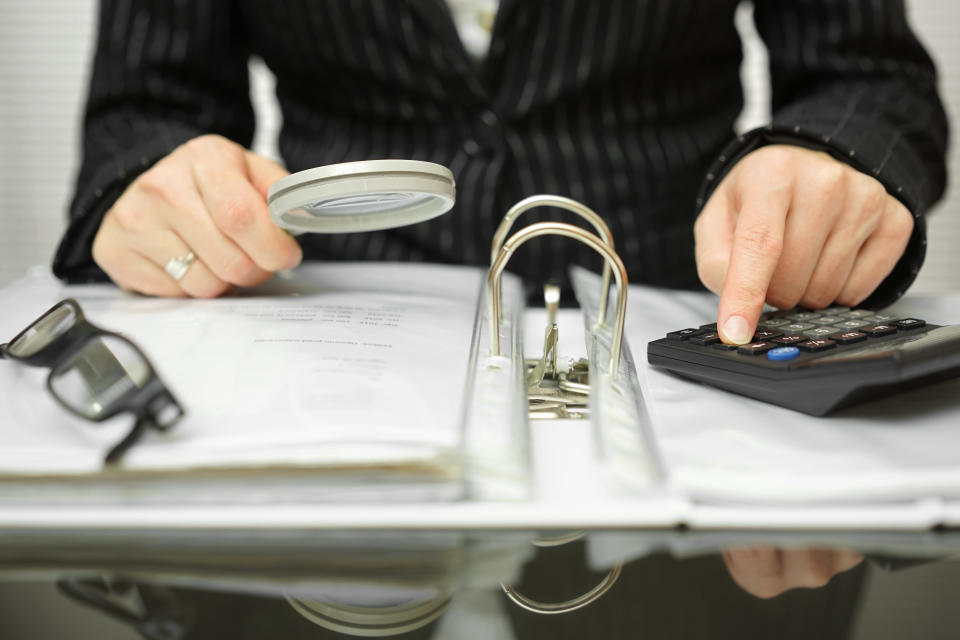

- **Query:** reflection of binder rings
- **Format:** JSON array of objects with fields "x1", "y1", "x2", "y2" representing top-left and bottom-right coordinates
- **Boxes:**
[{"x1": 52, "y1": 531, "x2": 627, "y2": 637}]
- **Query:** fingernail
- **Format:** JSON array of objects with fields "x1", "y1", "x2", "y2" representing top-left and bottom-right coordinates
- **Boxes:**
[{"x1": 722, "y1": 315, "x2": 752, "y2": 344}]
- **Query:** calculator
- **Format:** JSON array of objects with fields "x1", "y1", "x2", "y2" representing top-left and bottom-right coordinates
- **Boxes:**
[{"x1": 646, "y1": 306, "x2": 960, "y2": 416}]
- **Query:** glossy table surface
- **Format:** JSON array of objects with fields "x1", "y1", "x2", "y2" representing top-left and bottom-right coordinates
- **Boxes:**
[{"x1": 1, "y1": 528, "x2": 958, "y2": 639}]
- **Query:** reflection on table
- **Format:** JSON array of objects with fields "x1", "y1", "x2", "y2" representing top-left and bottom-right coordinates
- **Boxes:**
[{"x1": 2, "y1": 529, "x2": 958, "y2": 639}]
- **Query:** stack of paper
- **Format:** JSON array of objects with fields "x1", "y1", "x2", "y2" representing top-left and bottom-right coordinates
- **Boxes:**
[
  {"x1": 625, "y1": 284, "x2": 960, "y2": 506},
  {"x1": 3, "y1": 262, "x2": 960, "y2": 531},
  {"x1": 0, "y1": 263, "x2": 527, "y2": 503}
]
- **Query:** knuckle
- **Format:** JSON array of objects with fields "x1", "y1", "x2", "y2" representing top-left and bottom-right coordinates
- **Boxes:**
[
  {"x1": 860, "y1": 180, "x2": 888, "y2": 214},
  {"x1": 183, "y1": 134, "x2": 243, "y2": 164},
  {"x1": 132, "y1": 167, "x2": 176, "y2": 205},
  {"x1": 737, "y1": 225, "x2": 783, "y2": 261},
  {"x1": 816, "y1": 162, "x2": 848, "y2": 195},
  {"x1": 756, "y1": 146, "x2": 796, "y2": 174},
  {"x1": 184, "y1": 133, "x2": 227, "y2": 154},
  {"x1": 215, "y1": 197, "x2": 256, "y2": 234},
  {"x1": 113, "y1": 203, "x2": 150, "y2": 232},
  {"x1": 888, "y1": 206, "x2": 915, "y2": 239}
]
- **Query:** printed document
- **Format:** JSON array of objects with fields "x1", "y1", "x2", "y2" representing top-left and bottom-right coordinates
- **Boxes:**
[{"x1": 0, "y1": 263, "x2": 484, "y2": 478}]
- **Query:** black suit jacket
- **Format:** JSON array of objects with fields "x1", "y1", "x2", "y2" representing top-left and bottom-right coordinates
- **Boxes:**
[{"x1": 54, "y1": 0, "x2": 948, "y2": 307}]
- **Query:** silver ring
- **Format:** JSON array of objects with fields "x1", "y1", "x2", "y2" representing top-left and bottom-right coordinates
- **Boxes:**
[{"x1": 163, "y1": 251, "x2": 196, "y2": 282}]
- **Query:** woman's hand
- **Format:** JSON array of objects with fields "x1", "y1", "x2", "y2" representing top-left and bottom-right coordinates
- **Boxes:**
[
  {"x1": 695, "y1": 145, "x2": 914, "y2": 344},
  {"x1": 92, "y1": 134, "x2": 302, "y2": 297}
]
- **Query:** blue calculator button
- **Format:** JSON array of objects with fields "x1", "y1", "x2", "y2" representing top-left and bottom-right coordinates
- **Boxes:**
[{"x1": 767, "y1": 346, "x2": 800, "y2": 362}]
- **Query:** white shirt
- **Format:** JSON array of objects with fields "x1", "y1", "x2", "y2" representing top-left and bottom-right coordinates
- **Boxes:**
[{"x1": 445, "y1": 0, "x2": 499, "y2": 61}]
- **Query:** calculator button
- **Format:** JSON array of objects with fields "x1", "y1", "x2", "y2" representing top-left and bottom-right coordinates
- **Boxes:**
[
  {"x1": 762, "y1": 310, "x2": 793, "y2": 320},
  {"x1": 797, "y1": 338, "x2": 837, "y2": 352},
  {"x1": 895, "y1": 318, "x2": 926, "y2": 330},
  {"x1": 758, "y1": 318, "x2": 789, "y2": 328},
  {"x1": 810, "y1": 315, "x2": 845, "y2": 326},
  {"x1": 782, "y1": 323, "x2": 814, "y2": 333},
  {"x1": 826, "y1": 306, "x2": 851, "y2": 313},
  {"x1": 766, "y1": 346, "x2": 800, "y2": 362},
  {"x1": 843, "y1": 310, "x2": 875, "y2": 318},
  {"x1": 667, "y1": 328, "x2": 703, "y2": 341},
  {"x1": 867, "y1": 313, "x2": 900, "y2": 323},
  {"x1": 836, "y1": 319, "x2": 870, "y2": 330},
  {"x1": 712, "y1": 343, "x2": 739, "y2": 351},
  {"x1": 773, "y1": 334, "x2": 807, "y2": 345},
  {"x1": 787, "y1": 312, "x2": 820, "y2": 321},
  {"x1": 830, "y1": 330, "x2": 867, "y2": 345},
  {"x1": 861, "y1": 324, "x2": 898, "y2": 337},
  {"x1": 803, "y1": 327, "x2": 840, "y2": 338},
  {"x1": 699, "y1": 322, "x2": 718, "y2": 330},
  {"x1": 738, "y1": 341, "x2": 777, "y2": 355},
  {"x1": 752, "y1": 329, "x2": 783, "y2": 341},
  {"x1": 690, "y1": 331, "x2": 721, "y2": 346}
]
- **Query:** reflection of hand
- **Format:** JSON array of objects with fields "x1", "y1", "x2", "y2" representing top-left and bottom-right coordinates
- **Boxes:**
[
  {"x1": 722, "y1": 546, "x2": 864, "y2": 599},
  {"x1": 695, "y1": 145, "x2": 914, "y2": 345},
  {"x1": 93, "y1": 134, "x2": 302, "y2": 298}
]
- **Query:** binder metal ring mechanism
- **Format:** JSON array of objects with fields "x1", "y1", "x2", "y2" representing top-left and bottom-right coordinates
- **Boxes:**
[
  {"x1": 463, "y1": 195, "x2": 661, "y2": 499},
  {"x1": 266, "y1": 159, "x2": 659, "y2": 498}
]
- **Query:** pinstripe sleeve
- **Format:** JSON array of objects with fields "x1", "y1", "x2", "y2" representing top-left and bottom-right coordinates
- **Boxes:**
[
  {"x1": 53, "y1": 0, "x2": 254, "y2": 283},
  {"x1": 697, "y1": 0, "x2": 948, "y2": 309}
]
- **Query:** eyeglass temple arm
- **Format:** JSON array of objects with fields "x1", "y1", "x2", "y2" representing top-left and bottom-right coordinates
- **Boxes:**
[{"x1": 104, "y1": 417, "x2": 152, "y2": 465}]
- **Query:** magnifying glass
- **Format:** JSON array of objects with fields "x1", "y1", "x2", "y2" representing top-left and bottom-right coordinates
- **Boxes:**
[{"x1": 268, "y1": 160, "x2": 456, "y2": 234}]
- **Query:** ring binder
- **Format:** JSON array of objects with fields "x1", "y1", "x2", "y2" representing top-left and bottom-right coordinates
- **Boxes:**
[
  {"x1": 490, "y1": 195, "x2": 615, "y2": 327},
  {"x1": 484, "y1": 195, "x2": 662, "y2": 493},
  {"x1": 487, "y1": 221, "x2": 628, "y2": 377}
]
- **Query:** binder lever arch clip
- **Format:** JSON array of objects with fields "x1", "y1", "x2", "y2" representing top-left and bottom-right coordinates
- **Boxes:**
[{"x1": 487, "y1": 195, "x2": 663, "y2": 491}]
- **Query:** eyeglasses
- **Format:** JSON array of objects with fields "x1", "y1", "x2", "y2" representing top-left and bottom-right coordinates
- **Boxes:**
[{"x1": 0, "y1": 298, "x2": 184, "y2": 464}]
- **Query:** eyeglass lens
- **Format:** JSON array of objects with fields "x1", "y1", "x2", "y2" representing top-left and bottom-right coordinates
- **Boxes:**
[
  {"x1": 7, "y1": 303, "x2": 77, "y2": 358},
  {"x1": 49, "y1": 335, "x2": 152, "y2": 419}
]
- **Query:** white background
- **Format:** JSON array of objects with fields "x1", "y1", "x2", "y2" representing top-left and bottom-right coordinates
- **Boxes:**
[{"x1": 0, "y1": 1, "x2": 957, "y2": 293}]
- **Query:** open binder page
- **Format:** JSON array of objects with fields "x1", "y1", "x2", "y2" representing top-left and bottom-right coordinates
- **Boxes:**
[
  {"x1": 625, "y1": 284, "x2": 960, "y2": 505},
  {"x1": 0, "y1": 264, "x2": 485, "y2": 486}
]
